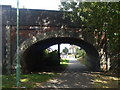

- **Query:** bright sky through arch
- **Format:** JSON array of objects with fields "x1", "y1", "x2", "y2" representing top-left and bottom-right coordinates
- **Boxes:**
[
  {"x1": 50, "y1": 44, "x2": 71, "y2": 53},
  {"x1": 0, "y1": 0, "x2": 61, "y2": 10}
]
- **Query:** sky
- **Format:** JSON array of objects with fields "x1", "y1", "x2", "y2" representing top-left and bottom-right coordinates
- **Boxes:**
[
  {"x1": 1, "y1": 0, "x2": 118, "y2": 9},
  {"x1": 0, "y1": 0, "x2": 61, "y2": 10}
]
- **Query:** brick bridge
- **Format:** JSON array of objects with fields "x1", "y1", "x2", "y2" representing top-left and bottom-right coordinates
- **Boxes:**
[{"x1": 2, "y1": 5, "x2": 107, "y2": 74}]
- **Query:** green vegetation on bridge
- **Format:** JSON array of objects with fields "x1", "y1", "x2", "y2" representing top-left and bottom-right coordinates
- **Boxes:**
[{"x1": 60, "y1": 2, "x2": 119, "y2": 73}]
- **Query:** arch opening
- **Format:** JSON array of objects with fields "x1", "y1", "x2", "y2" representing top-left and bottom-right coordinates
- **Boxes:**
[{"x1": 21, "y1": 37, "x2": 100, "y2": 74}]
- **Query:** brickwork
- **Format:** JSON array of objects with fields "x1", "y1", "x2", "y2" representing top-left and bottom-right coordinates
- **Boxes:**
[{"x1": 1, "y1": 5, "x2": 107, "y2": 74}]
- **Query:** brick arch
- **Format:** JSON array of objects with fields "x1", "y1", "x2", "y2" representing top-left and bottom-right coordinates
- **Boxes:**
[
  {"x1": 13, "y1": 29, "x2": 100, "y2": 73},
  {"x1": 19, "y1": 29, "x2": 83, "y2": 57}
]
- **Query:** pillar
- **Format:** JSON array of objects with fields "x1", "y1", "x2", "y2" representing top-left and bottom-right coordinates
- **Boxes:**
[
  {"x1": 2, "y1": 5, "x2": 11, "y2": 74},
  {"x1": 58, "y1": 43, "x2": 61, "y2": 64}
]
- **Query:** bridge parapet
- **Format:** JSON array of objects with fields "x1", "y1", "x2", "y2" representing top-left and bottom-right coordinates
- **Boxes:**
[{"x1": 2, "y1": 5, "x2": 81, "y2": 27}]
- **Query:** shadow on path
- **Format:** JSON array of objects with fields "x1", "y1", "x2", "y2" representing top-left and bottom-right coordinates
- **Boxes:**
[{"x1": 40, "y1": 58, "x2": 94, "y2": 88}]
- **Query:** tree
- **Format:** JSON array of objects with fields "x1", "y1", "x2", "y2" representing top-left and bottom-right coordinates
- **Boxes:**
[
  {"x1": 60, "y1": 2, "x2": 119, "y2": 50},
  {"x1": 62, "y1": 47, "x2": 69, "y2": 54},
  {"x1": 75, "y1": 48, "x2": 86, "y2": 58},
  {"x1": 60, "y1": 2, "x2": 120, "y2": 72}
]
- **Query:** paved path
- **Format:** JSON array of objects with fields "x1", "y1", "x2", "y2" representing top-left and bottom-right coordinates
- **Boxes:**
[
  {"x1": 40, "y1": 58, "x2": 94, "y2": 88},
  {"x1": 66, "y1": 58, "x2": 90, "y2": 72}
]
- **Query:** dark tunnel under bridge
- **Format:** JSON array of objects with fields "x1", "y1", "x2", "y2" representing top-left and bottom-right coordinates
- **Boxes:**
[{"x1": 21, "y1": 37, "x2": 100, "y2": 73}]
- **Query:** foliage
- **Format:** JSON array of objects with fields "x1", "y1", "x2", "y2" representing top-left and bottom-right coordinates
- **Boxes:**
[
  {"x1": 0, "y1": 75, "x2": 1, "y2": 89},
  {"x1": 47, "y1": 50, "x2": 60, "y2": 66},
  {"x1": 60, "y1": 59, "x2": 69, "y2": 67},
  {"x1": 25, "y1": 49, "x2": 60, "y2": 73},
  {"x1": 42, "y1": 50, "x2": 69, "y2": 71},
  {"x1": 27, "y1": 49, "x2": 69, "y2": 73},
  {"x1": 75, "y1": 48, "x2": 86, "y2": 58},
  {"x1": 62, "y1": 47, "x2": 69, "y2": 54},
  {"x1": 60, "y1": 2, "x2": 120, "y2": 71},
  {"x1": 2, "y1": 73, "x2": 56, "y2": 88},
  {"x1": 74, "y1": 48, "x2": 89, "y2": 67},
  {"x1": 60, "y1": 2, "x2": 119, "y2": 51},
  {"x1": 39, "y1": 50, "x2": 59, "y2": 67}
]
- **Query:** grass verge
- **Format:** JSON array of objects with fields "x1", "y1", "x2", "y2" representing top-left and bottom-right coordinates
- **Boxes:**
[
  {"x1": 2, "y1": 59, "x2": 69, "y2": 88},
  {"x1": 0, "y1": 75, "x2": 2, "y2": 89},
  {"x1": 2, "y1": 73, "x2": 57, "y2": 88}
]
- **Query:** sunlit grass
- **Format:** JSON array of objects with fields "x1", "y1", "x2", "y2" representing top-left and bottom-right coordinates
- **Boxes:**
[
  {"x1": 2, "y1": 59, "x2": 69, "y2": 88},
  {"x1": 2, "y1": 60, "x2": 69, "y2": 88},
  {"x1": 2, "y1": 73, "x2": 57, "y2": 88},
  {"x1": 60, "y1": 59, "x2": 69, "y2": 64},
  {"x1": 60, "y1": 59, "x2": 69, "y2": 68},
  {"x1": 0, "y1": 75, "x2": 2, "y2": 89},
  {"x1": 20, "y1": 78, "x2": 29, "y2": 82}
]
